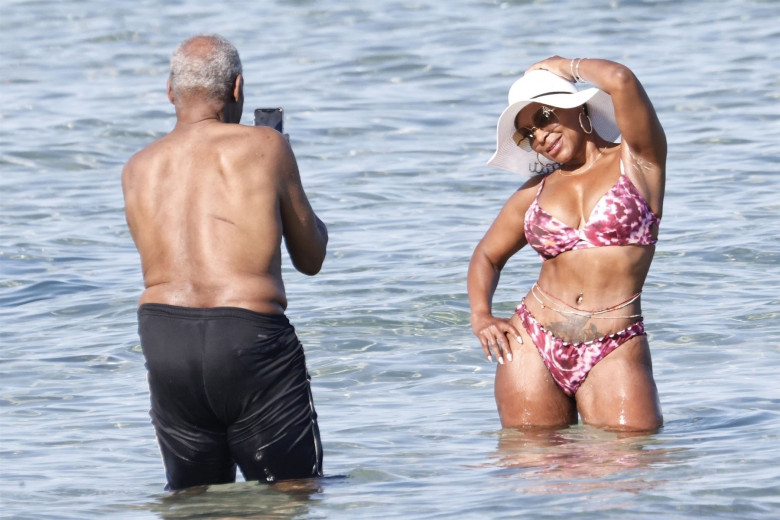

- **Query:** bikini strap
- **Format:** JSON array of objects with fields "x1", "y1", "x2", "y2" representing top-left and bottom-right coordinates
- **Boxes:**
[{"x1": 532, "y1": 175, "x2": 547, "y2": 201}]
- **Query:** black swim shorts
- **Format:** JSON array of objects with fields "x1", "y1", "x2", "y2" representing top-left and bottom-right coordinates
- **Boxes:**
[{"x1": 137, "y1": 303, "x2": 323, "y2": 490}]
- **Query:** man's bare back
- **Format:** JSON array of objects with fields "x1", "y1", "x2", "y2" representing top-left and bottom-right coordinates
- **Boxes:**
[
  {"x1": 123, "y1": 112, "x2": 327, "y2": 315},
  {"x1": 124, "y1": 35, "x2": 328, "y2": 490}
]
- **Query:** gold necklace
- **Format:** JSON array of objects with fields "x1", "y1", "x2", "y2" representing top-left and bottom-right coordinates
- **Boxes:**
[{"x1": 558, "y1": 148, "x2": 605, "y2": 177}]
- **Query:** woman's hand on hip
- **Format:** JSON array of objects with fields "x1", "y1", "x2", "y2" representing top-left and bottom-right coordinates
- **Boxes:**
[{"x1": 471, "y1": 313, "x2": 523, "y2": 365}]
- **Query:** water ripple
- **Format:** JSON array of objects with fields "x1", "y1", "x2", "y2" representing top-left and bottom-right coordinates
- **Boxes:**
[{"x1": 2, "y1": 0, "x2": 779, "y2": 519}]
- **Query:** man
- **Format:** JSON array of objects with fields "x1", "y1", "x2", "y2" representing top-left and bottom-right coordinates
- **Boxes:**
[{"x1": 122, "y1": 34, "x2": 328, "y2": 490}]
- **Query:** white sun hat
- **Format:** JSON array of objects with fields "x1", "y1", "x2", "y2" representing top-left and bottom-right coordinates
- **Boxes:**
[{"x1": 487, "y1": 69, "x2": 621, "y2": 176}]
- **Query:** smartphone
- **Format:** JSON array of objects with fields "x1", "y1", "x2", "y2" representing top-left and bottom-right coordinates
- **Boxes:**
[{"x1": 254, "y1": 108, "x2": 284, "y2": 133}]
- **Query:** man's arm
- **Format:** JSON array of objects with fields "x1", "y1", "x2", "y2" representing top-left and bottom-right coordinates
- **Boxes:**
[{"x1": 275, "y1": 134, "x2": 328, "y2": 275}]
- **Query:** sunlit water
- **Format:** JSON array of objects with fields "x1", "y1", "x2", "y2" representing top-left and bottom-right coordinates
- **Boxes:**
[{"x1": 2, "y1": 0, "x2": 779, "y2": 518}]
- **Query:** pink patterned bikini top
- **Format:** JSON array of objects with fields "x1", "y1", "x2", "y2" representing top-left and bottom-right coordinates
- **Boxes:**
[{"x1": 524, "y1": 162, "x2": 660, "y2": 261}]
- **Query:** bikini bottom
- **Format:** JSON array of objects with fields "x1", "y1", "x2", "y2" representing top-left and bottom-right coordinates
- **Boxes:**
[{"x1": 515, "y1": 301, "x2": 645, "y2": 396}]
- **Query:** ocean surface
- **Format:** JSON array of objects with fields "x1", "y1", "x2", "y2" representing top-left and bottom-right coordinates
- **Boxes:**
[{"x1": 2, "y1": 0, "x2": 779, "y2": 518}]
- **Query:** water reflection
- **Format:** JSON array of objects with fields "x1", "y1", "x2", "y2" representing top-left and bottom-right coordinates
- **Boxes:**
[
  {"x1": 142, "y1": 478, "x2": 323, "y2": 520},
  {"x1": 491, "y1": 426, "x2": 676, "y2": 494}
]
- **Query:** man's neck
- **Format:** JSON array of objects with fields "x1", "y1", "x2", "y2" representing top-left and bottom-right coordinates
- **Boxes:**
[
  {"x1": 175, "y1": 104, "x2": 225, "y2": 124},
  {"x1": 173, "y1": 97, "x2": 241, "y2": 125}
]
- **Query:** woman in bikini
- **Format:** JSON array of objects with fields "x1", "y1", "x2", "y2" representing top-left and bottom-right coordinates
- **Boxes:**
[{"x1": 468, "y1": 56, "x2": 665, "y2": 431}]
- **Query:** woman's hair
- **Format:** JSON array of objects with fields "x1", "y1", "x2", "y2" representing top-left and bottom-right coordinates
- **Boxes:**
[{"x1": 169, "y1": 34, "x2": 242, "y2": 104}]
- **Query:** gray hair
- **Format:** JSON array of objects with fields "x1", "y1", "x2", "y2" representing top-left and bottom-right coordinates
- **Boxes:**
[{"x1": 169, "y1": 34, "x2": 242, "y2": 104}]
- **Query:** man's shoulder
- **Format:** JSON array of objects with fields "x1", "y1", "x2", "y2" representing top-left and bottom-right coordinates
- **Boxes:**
[
  {"x1": 123, "y1": 134, "x2": 170, "y2": 178},
  {"x1": 219, "y1": 123, "x2": 286, "y2": 149},
  {"x1": 217, "y1": 124, "x2": 292, "y2": 169}
]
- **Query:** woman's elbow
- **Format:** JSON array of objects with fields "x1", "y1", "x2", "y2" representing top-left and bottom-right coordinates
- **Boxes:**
[{"x1": 609, "y1": 64, "x2": 638, "y2": 92}]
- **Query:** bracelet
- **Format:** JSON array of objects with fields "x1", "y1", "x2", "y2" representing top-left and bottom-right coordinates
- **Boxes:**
[{"x1": 574, "y1": 57, "x2": 587, "y2": 83}]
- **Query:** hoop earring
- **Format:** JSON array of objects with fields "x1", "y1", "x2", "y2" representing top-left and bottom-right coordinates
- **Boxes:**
[{"x1": 579, "y1": 112, "x2": 594, "y2": 134}]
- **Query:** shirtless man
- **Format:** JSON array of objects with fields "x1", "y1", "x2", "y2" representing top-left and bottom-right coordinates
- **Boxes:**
[{"x1": 122, "y1": 34, "x2": 328, "y2": 490}]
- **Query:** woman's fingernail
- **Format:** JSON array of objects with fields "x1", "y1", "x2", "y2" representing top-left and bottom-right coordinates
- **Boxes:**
[
  {"x1": 498, "y1": 356, "x2": 505, "y2": 365},
  {"x1": 507, "y1": 352, "x2": 513, "y2": 362},
  {"x1": 516, "y1": 336, "x2": 523, "y2": 344},
  {"x1": 487, "y1": 355, "x2": 493, "y2": 363}
]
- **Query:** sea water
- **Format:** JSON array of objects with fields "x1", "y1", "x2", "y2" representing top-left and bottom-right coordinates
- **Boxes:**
[{"x1": 2, "y1": 0, "x2": 779, "y2": 518}]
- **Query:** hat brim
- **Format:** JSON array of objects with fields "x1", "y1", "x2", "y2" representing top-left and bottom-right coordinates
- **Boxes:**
[{"x1": 488, "y1": 88, "x2": 621, "y2": 176}]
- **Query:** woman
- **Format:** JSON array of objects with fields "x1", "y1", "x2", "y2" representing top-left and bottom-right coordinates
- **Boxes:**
[{"x1": 468, "y1": 57, "x2": 665, "y2": 431}]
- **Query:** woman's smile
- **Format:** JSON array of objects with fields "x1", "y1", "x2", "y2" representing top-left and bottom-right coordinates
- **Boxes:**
[{"x1": 546, "y1": 135, "x2": 562, "y2": 157}]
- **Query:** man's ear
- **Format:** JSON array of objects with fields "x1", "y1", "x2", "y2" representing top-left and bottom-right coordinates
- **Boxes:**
[
  {"x1": 232, "y1": 74, "x2": 243, "y2": 102},
  {"x1": 167, "y1": 79, "x2": 175, "y2": 104}
]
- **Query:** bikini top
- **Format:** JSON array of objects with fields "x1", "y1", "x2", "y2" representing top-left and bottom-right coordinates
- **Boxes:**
[{"x1": 524, "y1": 160, "x2": 660, "y2": 261}]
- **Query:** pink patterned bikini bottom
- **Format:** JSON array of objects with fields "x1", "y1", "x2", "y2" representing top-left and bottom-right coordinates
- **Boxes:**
[{"x1": 515, "y1": 301, "x2": 646, "y2": 396}]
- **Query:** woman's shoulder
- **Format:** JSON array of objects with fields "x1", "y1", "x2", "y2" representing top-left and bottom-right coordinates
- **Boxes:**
[
  {"x1": 501, "y1": 173, "x2": 547, "y2": 214},
  {"x1": 519, "y1": 173, "x2": 547, "y2": 191}
]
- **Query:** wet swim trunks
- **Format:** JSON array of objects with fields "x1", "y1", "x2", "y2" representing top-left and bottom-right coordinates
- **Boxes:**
[
  {"x1": 516, "y1": 302, "x2": 645, "y2": 396},
  {"x1": 524, "y1": 160, "x2": 660, "y2": 261},
  {"x1": 137, "y1": 303, "x2": 322, "y2": 490}
]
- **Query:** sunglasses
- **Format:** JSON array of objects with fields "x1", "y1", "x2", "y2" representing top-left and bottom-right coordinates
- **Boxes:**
[{"x1": 513, "y1": 106, "x2": 559, "y2": 151}]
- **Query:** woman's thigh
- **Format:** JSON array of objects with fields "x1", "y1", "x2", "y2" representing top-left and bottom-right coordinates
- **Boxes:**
[
  {"x1": 575, "y1": 335, "x2": 663, "y2": 432},
  {"x1": 494, "y1": 315, "x2": 577, "y2": 429}
]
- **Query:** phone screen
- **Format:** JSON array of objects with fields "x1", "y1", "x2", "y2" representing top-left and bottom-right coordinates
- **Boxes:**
[{"x1": 254, "y1": 108, "x2": 284, "y2": 133}]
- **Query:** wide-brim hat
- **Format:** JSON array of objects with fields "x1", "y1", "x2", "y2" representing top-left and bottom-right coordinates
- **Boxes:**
[{"x1": 487, "y1": 69, "x2": 621, "y2": 176}]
